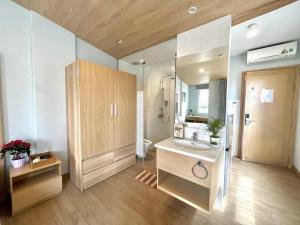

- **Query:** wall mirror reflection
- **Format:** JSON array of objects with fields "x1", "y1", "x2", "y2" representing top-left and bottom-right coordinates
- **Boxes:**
[{"x1": 175, "y1": 52, "x2": 228, "y2": 125}]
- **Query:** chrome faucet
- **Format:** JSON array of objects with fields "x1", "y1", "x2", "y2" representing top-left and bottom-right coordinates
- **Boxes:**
[{"x1": 191, "y1": 131, "x2": 198, "y2": 143}]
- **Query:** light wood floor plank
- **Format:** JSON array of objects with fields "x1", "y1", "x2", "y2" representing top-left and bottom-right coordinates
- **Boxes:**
[{"x1": 1, "y1": 150, "x2": 300, "y2": 225}]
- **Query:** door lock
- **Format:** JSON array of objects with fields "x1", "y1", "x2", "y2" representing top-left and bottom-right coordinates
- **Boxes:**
[{"x1": 245, "y1": 113, "x2": 255, "y2": 126}]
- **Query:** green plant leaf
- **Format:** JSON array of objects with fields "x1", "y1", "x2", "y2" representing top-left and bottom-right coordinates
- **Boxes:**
[{"x1": 207, "y1": 118, "x2": 224, "y2": 136}]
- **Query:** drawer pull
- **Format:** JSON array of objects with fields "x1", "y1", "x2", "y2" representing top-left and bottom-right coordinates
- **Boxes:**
[{"x1": 192, "y1": 161, "x2": 208, "y2": 179}]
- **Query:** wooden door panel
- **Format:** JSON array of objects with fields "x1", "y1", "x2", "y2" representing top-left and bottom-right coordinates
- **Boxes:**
[
  {"x1": 114, "y1": 71, "x2": 136, "y2": 149},
  {"x1": 79, "y1": 61, "x2": 115, "y2": 159},
  {"x1": 242, "y1": 68, "x2": 296, "y2": 166}
]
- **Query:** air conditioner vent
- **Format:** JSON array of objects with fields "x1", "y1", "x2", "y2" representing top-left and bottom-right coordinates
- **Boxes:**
[
  {"x1": 247, "y1": 41, "x2": 297, "y2": 64},
  {"x1": 131, "y1": 61, "x2": 140, "y2": 65}
]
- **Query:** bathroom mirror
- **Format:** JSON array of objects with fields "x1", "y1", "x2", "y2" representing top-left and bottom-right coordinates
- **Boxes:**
[
  {"x1": 175, "y1": 51, "x2": 228, "y2": 124},
  {"x1": 175, "y1": 16, "x2": 231, "y2": 125}
]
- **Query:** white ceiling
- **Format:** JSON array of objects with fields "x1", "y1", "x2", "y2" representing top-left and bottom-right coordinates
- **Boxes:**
[
  {"x1": 121, "y1": 1, "x2": 300, "y2": 64},
  {"x1": 231, "y1": 1, "x2": 300, "y2": 56}
]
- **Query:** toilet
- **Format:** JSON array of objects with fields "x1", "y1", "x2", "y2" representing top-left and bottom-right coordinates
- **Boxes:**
[{"x1": 143, "y1": 139, "x2": 153, "y2": 158}]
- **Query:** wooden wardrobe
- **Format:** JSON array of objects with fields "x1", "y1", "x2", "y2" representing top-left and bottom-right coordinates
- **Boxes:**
[{"x1": 66, "y1": 60, "x2": 136, "y2": 191}]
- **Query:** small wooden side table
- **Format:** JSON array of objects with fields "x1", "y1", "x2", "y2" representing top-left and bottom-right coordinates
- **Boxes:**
[{"x1": 9, "y1": 156, "x2": 62, "y2": 215}]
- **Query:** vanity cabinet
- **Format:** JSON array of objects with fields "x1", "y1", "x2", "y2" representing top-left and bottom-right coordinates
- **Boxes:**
[
  {"x1": 156, "y1": 147, "x2": 223, "y2": 213},
  {"x1": 66, "y1": 60, "x2": 136, "y2": 191}
]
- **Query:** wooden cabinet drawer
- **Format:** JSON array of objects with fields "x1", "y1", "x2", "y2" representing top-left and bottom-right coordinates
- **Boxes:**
[
  {"x1": 12, "y1": 173, "x2": 62, "y2": 214},
  {"x1": 157, "y1": 149, "x2": 212, "y2": 188},
  {"x1": 114, "y1": 154, "x2": 136, "y2": 173},
  {"x1": 82, "y1": 152, "x2": 114, "y2": 174},
  {"x1": 83, "y1": 163, "x2": 114, "y2": 189},
  {"x1": 82, "y1": 145, "x2": 135, "y2": 174},
  {"x1": 83, "y1": 154, "x2": 136, "y2": 190},
  {"x1": 114, "y1": 144, "x2": 135, "y2": 161}
]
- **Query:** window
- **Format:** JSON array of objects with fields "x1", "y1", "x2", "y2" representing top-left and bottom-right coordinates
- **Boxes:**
[{"x1": 197, "y1": 88, "x2": 209, "y2": 114}]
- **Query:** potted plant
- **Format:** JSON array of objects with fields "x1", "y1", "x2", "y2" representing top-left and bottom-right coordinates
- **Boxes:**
[
  {"x1": 207, "y1": 119, "x2": 224, "y2": 145},
  {"x1": 0, "y1": 140, "x2": 31, "y2": 168}
]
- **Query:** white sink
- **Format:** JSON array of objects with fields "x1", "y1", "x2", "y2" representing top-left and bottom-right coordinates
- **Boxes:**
[{"x1": 172, "y1": 139, "x2": 211, "y2": 150}]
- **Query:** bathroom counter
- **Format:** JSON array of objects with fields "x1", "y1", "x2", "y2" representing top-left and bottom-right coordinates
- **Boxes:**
[{"x1": 154, "y1": 138, "x2": 223, "y2": 163}]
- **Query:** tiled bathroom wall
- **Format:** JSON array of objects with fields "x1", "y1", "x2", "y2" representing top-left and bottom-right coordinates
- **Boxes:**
[
  {"x1": 144, "y1": 60, "x2": 175, "y2": 145},
  {"x1": 183, "y1": 123, "x2": 210, "y2": 142},
  {"x1": 136, "y1": 91, "x2": 144, "y2": 157}
]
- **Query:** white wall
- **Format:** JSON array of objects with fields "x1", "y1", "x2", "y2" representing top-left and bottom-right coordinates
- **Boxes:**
[
  {"x1": 120, "y1": 39, "x2": 176, "y2": 67},
  {"x1": 228, "y1": 41, "x2": 300, "y2": 101},
  {"x1": 118, "y1": 60, "x2": 143, "y2": 91},
  {"x1": 76, "y1": 38, "x2": 117, "y2": 69},
  {"x1": 0, "y1": 0, "x2": 117, "y2": 174},
  {"x1": 177, "y1": 15, "x2": 231, "y2": 58},
  {"x1": 0, "y1": 0, "x2": 35, "y2": 143},
  {"x1": 31, "y1": 12, "x2": 76, "y2": 173},
  {"x1": 228, "y1": 41, "x2": 300, "y2": 170},
  {"x1": 144, "y1": 60, "x2": 175, "y2": 144}
]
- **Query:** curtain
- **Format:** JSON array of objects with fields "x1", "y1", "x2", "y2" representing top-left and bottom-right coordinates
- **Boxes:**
[{"x1": 208, "y1": 79, "x2": 227, "y2": 122}]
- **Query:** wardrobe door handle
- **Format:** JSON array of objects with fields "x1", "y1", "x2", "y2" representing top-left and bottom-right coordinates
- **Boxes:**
[
  {"x1": 114, "y1": 104, "x2": 118, "y2": 116},
  {"x1": 111, "y1": 104, "x2": 114, "y2": 116}
]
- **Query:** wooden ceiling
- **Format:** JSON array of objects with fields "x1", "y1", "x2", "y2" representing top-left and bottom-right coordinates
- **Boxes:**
[{"x1": 14, "y1": 0, "x2": 295, "y2": 58}]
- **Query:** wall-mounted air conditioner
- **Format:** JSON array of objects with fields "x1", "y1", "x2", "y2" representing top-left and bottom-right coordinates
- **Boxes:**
[{"x1": 247, "y1": 41, "x2": 297, "y2": 64}]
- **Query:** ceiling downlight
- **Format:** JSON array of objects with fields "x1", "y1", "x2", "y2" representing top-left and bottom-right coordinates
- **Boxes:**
[
  {"x1": 188, "y1": 6, "x2": 197, "y2": 14},
  {"x1": 246, "y1": 23, "x2": 259, "y2": 39}
]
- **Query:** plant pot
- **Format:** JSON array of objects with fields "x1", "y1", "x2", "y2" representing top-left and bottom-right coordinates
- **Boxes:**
[
  {"x1": 11, "y1": 157, "x2": 26, "y2": 168},
  {"x1": 210, "y1": 136, "x2": 220, "y2": 145}
]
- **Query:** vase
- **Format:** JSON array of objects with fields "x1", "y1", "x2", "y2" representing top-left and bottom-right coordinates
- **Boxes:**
[
  {"x1": 210, "y1": 136, "x2": 220, "y2": 145},
  {"x1": 11, "y1": 157, "x2": 26, "y2": 168}
]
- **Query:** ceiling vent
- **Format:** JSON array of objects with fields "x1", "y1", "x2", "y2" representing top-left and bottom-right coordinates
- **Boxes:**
[{"x1": 247, "y1": 41, "x2": 297, "y2": 64}]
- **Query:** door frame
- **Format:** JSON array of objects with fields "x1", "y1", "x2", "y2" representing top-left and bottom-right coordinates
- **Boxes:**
[{"x1": 238, "y1": 65, "x2": 300, "y2": 168}]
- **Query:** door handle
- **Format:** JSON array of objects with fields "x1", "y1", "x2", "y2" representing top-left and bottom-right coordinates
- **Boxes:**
[{"x1": 114, "y1": 104, "x2": 117, "y2": 116}]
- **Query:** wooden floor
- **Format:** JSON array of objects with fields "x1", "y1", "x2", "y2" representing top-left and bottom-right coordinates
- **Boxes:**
[{"x1": 1, "y1": 150, "x2": 300, "y2": 225}]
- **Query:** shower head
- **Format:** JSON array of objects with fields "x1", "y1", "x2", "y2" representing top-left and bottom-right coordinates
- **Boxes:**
[{"x1": 162, "y1": 74, "x2": 175, "y2": 79}]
